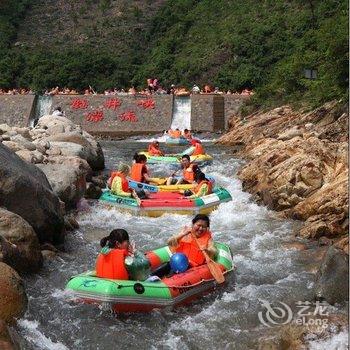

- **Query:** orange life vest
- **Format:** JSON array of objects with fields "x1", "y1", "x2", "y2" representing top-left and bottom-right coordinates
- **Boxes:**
[
  {"x1": 194, "y1": 180, "x2": 212, "y2": 195},
  {"x1": 192, "y1": 143, "x2": 205, "y2": 156},
  {"x1": 175, "y1": 231, "x2": 212, "y2": 267},
  {"x1": 183, "y1": 164, "x2": 195, "y2": 182},
  {"x1": 95, "y1": 248, "x2": 129, "y2": 280},
  {"x1": 130, "y1": 163, "x2": 147, "y2": 183},
  {"x1": 148, "y1": 144, "x2": 162, "y2": 156},
  {"x1": 112, "y1": 171, "x2": 129, "y2": 192}
]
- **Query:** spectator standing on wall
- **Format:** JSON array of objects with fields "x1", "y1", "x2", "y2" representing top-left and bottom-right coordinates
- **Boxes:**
[
  {"x1": 52, "y1": 107, "x2": 65, "y2": 117},
  {"x1": 147, "y1": 78, "x2": 154, "y2": 93},
  {"x1": 203, "y1": 85, "x2": 212, "y2": 93},
  {"x1": 128, "y1": 86, "x2": 137, "y2": 95},
  {"x1": 169, "y1": 84, "x2": 176, "y2": 94},
  {"x1": 192, "y1": 84, "x2": 200, "y2": 94},
  {"x1": 214, "y1": 87, "x2": 223, "y2": 94},
  {"x1": 153, "y1": 78, "x2": 159, "y2": 92}
]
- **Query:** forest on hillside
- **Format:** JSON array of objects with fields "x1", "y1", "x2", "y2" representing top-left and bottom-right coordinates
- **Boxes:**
[{"x1": 0, "y1": 0, "x2": 348, "y2": 110}]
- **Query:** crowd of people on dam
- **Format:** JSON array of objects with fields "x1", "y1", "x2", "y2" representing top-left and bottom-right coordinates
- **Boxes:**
[{"x1": 0, "y1": 79, "x2": 254, "y2": 96}]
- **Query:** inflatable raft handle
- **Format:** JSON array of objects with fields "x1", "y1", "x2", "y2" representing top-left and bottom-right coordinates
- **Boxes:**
[{"x1": 134, "y1": 283, "x2": 145, "y2": 294}]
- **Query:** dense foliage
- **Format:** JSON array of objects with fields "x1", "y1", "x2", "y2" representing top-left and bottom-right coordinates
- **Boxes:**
[{"x1": 0, "y1": 0, "x2": 348, "y2": 109}]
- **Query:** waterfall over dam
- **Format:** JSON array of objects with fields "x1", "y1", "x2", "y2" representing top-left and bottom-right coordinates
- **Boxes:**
[{"x1": 0, "y1": 94, "x2": 248, "y2": 135}]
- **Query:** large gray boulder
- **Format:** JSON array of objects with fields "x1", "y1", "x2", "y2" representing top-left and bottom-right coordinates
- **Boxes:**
[
  {"x1": 36, "y1": 156, "x2": 90, "y2": 209},
  {"x1": 314, "y1": 246, "x2": 349, "y2": 304},
  {"x1": 0, "y1": 208, "x2": 43, "y2": 273},
  {"x1": 0, "y1": 143, "x2": 64, "y2": 244},
  {"x1": 35, "y1": 116, "x2": 104, "y2": 170},
  {"x1": 46, "y1": 132, "x2": 105, "y2": 170},
  {"x1": 0, "y1": 262, "x2": 27, "y2": 323}
]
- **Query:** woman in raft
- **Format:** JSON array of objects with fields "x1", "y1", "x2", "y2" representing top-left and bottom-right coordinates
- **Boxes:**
[
  {"x1": 148, "y1": 140, "x2": 164, "y2": 156},
  {"x1": 130, "y1": 153, "x2": 152, "y2": 184},
  {"x1": 151, "y1": 214, "x2": 217, "y2": 277},
  {"x1": 182, "y1": 139, "x2": 205, "y2": 156},
  {"x1": 96, "y1": 229, "x2": 134, "y2": 280},
  {"x1": 168, "y1": 214, "x2": 217, "y2": 267},
  {"x1": 130, "y1": 153, "x2": 166, "y2": 186}
]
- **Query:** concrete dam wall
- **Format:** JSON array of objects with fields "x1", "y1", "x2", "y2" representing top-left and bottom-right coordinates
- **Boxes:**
[{"x1": 0, "y1": 94, "x2": 247, "y2": 135}]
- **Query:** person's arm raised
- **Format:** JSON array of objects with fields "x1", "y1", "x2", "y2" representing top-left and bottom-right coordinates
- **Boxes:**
[{"x1": 167, "y1": 225, "x2": 191, "y2": 247}]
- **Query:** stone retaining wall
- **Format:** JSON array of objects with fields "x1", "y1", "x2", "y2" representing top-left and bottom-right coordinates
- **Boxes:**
[
  {"x1": 52, "y1": 94, "x2": 173, "y2": 136},
  {"x1": 1, "y1": 94, "x2": 247, "y2": 134},
  {"x1": 191, "y1": 95, "x2": 224, "y2": 131},
  {"x1": 224, "y1": 95, "x2": 250, "y2": 128},
  {"x1": 0, "y1": 95, "x2": 36, "y2": 127}
]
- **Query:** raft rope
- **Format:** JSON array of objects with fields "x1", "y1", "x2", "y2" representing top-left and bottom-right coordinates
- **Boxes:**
[{"x1": 109, "y1": 266, "x2": 235, "y2": 290}]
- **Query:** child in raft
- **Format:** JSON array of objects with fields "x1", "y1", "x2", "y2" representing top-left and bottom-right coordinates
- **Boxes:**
[
  {"x1": 108, "y1": 164, "x2": 147, "y2": 201},
  {"x1": 95, "y1": 229, "x2": 135, "y2": 280}
]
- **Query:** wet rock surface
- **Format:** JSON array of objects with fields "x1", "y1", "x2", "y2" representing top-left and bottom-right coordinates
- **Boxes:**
[
  {"x1": 0, "y1": 263, "x2": 27, "y2": 323},
  {"x1": 0, "y1": 142, "x2": 64, "y2": 244},
  {"x1": 0, "y1": 208, "x2": 43, "y2": 273},
  {"x1": 219, "y1": 101, "x2": 348, "y2": 250},
  {"x1": 314, "y1": 246, "x2": 349, "y2": 305}
]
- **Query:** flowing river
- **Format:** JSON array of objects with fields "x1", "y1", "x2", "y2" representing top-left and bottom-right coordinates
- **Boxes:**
[{"x1": 16, "y1": 139, "x2": 347, "y2": 349}]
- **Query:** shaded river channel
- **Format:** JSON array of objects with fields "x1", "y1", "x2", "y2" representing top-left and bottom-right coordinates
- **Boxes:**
[{"x1": 16, "y1": 139, "x2": 346, "y2": 349}]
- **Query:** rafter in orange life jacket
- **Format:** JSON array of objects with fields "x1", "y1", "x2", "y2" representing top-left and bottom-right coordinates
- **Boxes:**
[
  {"x1": 96, "y1": 248, "x2": 129, "y2": 280},
  {"x1": 175, "y1": 231, "x2": 212, "y2": 267}
]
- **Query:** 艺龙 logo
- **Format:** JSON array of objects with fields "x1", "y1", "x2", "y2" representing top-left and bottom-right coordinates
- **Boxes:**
[{"x1": 258, "y1": 299, "x2": 293, "y2": 327}]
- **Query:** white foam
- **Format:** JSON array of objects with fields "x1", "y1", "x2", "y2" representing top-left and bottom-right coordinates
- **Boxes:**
[
  {"x1": 18, "y1": 319, "x2": 69, "y2": 350},
  {"x1": 307, "y1": 330, "x2": 349, "y2": 350}
]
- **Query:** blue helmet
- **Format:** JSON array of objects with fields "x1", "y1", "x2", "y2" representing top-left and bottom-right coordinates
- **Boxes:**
[{"x1": 170, "y1": 253, "x2": 189, "y2": 273}]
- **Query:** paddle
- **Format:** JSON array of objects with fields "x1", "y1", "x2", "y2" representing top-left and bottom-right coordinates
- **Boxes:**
[
  {"x1": 191, "y1": 233, "x2": 225, "y2": 284},
  {"x1": 149, "y1": 177, "x2": 167, "y2": 186}
]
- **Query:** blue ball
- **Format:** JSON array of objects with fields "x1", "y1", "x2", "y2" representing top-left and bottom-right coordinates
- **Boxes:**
[{"x1": 170, "y1": 253, "x2": 189, "y2": 273}]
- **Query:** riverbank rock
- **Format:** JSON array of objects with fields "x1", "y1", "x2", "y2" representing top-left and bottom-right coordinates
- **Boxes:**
[
  {"x1": 219, "y1": 100, "x2": 348, "y2": 246},
  {"x1": 34, "y1": 116, "x2": 105, "y2": 170},
  {"x1": 0, "y1": 208, "x2": 43, "y2": 273},
  {"x1": 0, "y1": 143, "x2": 64, "y2": 244},
  {"x1": 85, "y1": 182, "x2": 102, "y2": 199},
  {"x1": 36, "y1": 156, "x2": 90, "y2": 209},
  {"x1": 1, "y1": 114, "x2": 104, "y2": 215},
  {"x1": 0, "y1": 263, "x2": 27, "y2": 323},
  {"x1": 258, "y1": 313, "x2": 348, "y2": 350},
  {"x1": 0, "y1": 319, "x2": 19, "y2": 350},
  {"x1": 314, "y1": 246, "x2": 349, "y2": 305}
]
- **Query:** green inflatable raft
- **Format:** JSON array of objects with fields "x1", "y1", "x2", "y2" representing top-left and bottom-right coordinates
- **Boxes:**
[{"x1": 65, "y1": 242, "x2": 235, "y2": 313}]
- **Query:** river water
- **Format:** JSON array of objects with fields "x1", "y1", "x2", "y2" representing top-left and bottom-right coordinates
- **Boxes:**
[{"x1": 16, "y1": 140, "x2": 347, "y2": 349}]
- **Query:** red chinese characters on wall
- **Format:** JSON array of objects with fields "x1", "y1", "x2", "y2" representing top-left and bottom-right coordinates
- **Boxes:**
[
  {"x1": 71, "y1": 99, "x2": 89, "y2": 109},
  {"x1": 137, "y1": 99, "x2": 155, "y2": 109},
  {"x1": 119, "y1": 111, "x2": 138, "y2": 122},
  {"x1": 85, "y1": 110, "x2": 104, "y2": 122},
  {"x1": 70, "y1": 97, "x2": 139, "y2": 123},
  {"x1": 104, "y1": 98, "x2": 121, "y2": 110}
]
